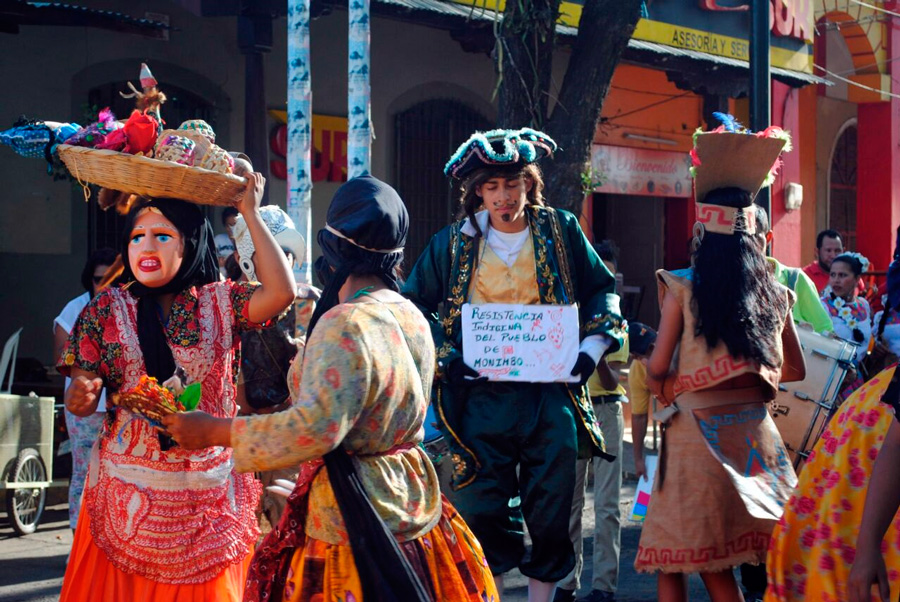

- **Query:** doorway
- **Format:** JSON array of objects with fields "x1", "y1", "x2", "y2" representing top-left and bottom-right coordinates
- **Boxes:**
[{"x1": 592, "y1": 193, "x2": 666, "y2": 327}]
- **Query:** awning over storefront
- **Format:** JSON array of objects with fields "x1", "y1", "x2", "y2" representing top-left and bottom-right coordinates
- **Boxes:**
[
  {"x1": 0, "y1": 0, "x2": 171, "y2": 37},
  {"x1": 626, "y1": 38, "x2": 828, "y2": 87},
  {"x1": 373, "y1": 0, "x2": 827, "y2": 88}
]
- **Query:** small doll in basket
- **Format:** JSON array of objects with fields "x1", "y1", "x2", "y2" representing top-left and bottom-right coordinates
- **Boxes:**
[{"x1": 58, "y1": 172, "x2": 297, "y2": 601}]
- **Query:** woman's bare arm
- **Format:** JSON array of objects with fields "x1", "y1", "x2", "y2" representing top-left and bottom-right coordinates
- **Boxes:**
[
  {"x1": 780, "y1": 309, "x2": 806, "y2": 383},
  {"x1": 647, "y1": 291, "x2": 682, "y2": 405}
]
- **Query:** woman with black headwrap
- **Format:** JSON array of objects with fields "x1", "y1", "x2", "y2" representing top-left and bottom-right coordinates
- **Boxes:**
[
  {"x1": 58, "y1": 173, "x2": 296, "y2": 602},
  {"x1": 164, "y1": 175, "x2": 498, "y2": 602}
]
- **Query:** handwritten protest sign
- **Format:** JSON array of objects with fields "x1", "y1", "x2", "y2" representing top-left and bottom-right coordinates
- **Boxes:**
[{"x1": 461, "y1": 303, "x2": 580, "y2": 382}]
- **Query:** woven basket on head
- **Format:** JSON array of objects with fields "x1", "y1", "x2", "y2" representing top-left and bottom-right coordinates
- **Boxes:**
[{"x1": 57, "y1": 144, "x2": 247, "y2": 207}]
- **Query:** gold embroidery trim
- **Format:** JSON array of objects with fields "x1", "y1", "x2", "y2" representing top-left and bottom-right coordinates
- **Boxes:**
[
  {"x1": 436, "y1": 385, "x2": 479, "y2": 489},
  {"x1": 566, "y1": 386, "x2": 606, "y2": 453},
  {"x1": 585, "y1": 313, "x2": 628, "y2": 336},
  {"x1": 444, "y1": 228, "x2": 473, "y2": 338},
  {"x1": 529, "y1": 208, "x2": 560, "y2": 305},
  {"x1": 547, "y1": 207, "x2": 576, "y2": 303}
]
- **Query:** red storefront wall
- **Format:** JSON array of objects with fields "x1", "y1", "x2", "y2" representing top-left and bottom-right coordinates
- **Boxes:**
[{"x1": 857, "y1": 1, "x2": 900, "y2": 272}]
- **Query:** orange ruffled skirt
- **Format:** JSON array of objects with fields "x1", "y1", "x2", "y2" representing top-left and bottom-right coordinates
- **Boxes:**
[
  {"x1": 59, "y1": 512, "x2": 252, "y2": 602},
  {"x1": 765, "y1": 365, "x2": 900, "y2": 602},
  {"x1": 281, "y1": 500, "x2": 499, "y2": 602}
]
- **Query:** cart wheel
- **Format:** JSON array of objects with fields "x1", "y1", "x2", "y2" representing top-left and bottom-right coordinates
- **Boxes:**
[{"x1": 5, "y1": 448, "x2": 47, "y2": 536}]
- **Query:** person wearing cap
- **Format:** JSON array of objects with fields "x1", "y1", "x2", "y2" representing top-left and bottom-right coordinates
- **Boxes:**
[
  {"x1": 230, "y1": 205, "x2": 320, "y2": 529},
  {"x1": 751, "y1": 205, "x2": 833, "y2": 335},
  {"x1": 164, "y1": 175, "x2": 498, "y2": 602},
  {"x1": 403, "y1": 128, "x2": 626, "y2": 602},
  {"x1": 625, "y1": 322, "x2": 657, "y2": 484},
  {"x1": 557, "y1": 240, "x2": 630, "y2": 602},
  {"x1": 634, "y1": 116, "x2": 806, "y2": 601}
]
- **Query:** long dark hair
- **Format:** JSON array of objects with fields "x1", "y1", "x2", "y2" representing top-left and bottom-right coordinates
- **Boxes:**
[
  {"x1": 693, "y1": 187, "x2": 787, "y2": 368},
  {"x1": 458, "y1": 163, "x2": 545, "y2": 236}
]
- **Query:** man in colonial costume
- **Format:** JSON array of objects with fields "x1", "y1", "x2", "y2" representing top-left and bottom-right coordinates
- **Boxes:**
[{"x1": 403, "y1": 128, "x2": 626, "y2": 602}]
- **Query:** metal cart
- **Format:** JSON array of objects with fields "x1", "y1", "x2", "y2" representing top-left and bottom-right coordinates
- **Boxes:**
[{"x1": 0, "y1": 393, "x2": 54, "y2": 535}]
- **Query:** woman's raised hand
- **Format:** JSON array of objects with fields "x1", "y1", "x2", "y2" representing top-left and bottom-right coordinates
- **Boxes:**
[{"x1": 236, "y1": 172, "x2": 266, "y2": 217}]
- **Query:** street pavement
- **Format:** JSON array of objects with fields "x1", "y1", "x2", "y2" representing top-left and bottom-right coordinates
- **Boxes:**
[
  {"x1": 0, "y1": 436, "x2": 715, "y2": 602},
  {"x1": 0, "y1": 497, "x2": 70, "y2": 602}
]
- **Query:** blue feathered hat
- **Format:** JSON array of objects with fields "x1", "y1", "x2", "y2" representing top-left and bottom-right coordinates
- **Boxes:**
[{"x1": 444, "y1": 128, "x2": 557, "y2": 179}]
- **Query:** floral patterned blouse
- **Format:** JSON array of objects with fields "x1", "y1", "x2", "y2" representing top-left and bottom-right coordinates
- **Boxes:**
[
  {"x1": 232, "y1": 294, "x2": 442, "y2": 545},
  {"x1": 821, "y1": 290, "x2": 873, "y2": 363},
  {"x1": 58, "y1": 281, "x2": 265, "y2": 584}
]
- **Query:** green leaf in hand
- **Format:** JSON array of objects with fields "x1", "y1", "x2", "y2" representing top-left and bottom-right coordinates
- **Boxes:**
[{"x1": 178, "y1": 383, "x2": 202, "y2": 411}]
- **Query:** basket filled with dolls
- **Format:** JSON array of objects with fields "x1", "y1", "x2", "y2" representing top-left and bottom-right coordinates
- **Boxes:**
[{"x1": 1, "y1": 63, "x2": 247, "y2": 207}]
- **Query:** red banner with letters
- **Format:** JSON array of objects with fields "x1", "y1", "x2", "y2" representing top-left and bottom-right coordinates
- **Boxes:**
[{"x1": 268, "y1": 111, "x2": 348, "y2": 183}]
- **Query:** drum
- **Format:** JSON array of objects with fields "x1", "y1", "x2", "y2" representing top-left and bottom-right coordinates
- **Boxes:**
[{"x1": 768, "y1": 325, "x2": 856, "y2": 470}]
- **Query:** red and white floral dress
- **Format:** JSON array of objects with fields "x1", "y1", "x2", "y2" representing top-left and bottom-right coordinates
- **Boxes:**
[{"x1": 58, "y1": 281, "x2": 263, "y2": 599}]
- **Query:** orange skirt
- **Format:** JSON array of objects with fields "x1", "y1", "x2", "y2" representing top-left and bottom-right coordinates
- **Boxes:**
[
  {"x1": 59, "y1": 512, "x2": 252, "y2": 602},
  {"x1": 281, "y1": 500, "x2": 498, "y2": 602}
]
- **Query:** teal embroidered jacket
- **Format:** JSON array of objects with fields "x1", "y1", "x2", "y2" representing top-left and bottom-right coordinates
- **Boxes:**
[{"x1": 402, "y1": 205, "x2": 627, "y2": 489}]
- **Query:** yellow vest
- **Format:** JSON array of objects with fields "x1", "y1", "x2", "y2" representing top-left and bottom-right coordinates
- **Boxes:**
[{"x1": 469, "y1": 236, "x2": 540, "y2": 305}]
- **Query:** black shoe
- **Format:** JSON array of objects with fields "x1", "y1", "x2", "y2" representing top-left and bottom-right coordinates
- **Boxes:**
[
  {"x1": 553, "y1": 589, "x2": 577, "y2": 602},
  {"x1": 580, "y1": 591, "x2": 616, "y2": 602}
]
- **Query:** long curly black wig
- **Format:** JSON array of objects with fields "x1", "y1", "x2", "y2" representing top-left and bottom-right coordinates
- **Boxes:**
[{"x1": 692, "y1": 187, "x2": 788, "y2": 369}]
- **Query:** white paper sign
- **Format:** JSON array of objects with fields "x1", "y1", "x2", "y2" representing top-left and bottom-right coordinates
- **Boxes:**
[
  {"x1": 461, "y1": 303, "x2": 580, "y2": 382},
  {"x1": 630, "y1": 454, "x2": 658, "y2": 522}
]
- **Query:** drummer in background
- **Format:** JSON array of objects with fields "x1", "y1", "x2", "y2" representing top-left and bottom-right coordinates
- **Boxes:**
[
  {"x1": 741, "y1": 206, "x2": 834, "y2": 599},
  {"x1": 821, "y1": 252, "x2": 873, "y2": 365},
  {"x1": 626, "y1": 322, "x2": 657, "y2": 483},
  {"x1": 821, "y1": 252, "x2": 873, "y2": 400},
  {"x1": 753, "y1": 206, "x2": 833, "y2": 334}
]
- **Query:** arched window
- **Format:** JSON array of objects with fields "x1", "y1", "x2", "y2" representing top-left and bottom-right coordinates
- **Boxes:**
[
  {"x1": 393, "y1": 99, "x2": 489, "y2": 265},
  {"x1": 829, "y1": 124, "x2": 857, "y2": 251}
]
